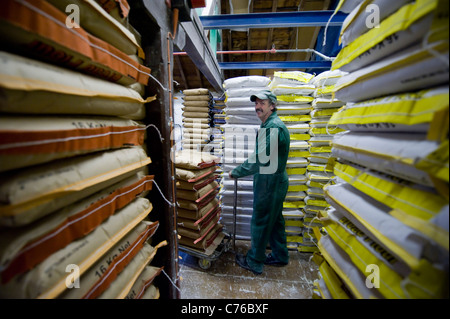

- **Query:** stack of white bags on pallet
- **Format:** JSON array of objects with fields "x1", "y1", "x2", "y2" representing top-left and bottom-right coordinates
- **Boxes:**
[
  {"x1": 299, "y1": 70, "x2": 347, "y2": 253},
  {"x1": 220, "y1": 76, "x2": 270, "y2": 240},
  {"x1": 312, "y1": 0, "x2": 449, "y2": 299},
  {"x1": 268, "y1": 71, "x2": 315, "y2": 251}
]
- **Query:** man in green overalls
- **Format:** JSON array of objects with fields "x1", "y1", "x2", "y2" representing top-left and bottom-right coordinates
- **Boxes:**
[{"x1": 229, "y1": 90, "x2": 290, "y2": 275}]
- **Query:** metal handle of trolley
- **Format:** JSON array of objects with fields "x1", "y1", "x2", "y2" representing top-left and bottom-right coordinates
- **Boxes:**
[{"x1": 232, "y1": 177, "x2": 238, "y2": 254}]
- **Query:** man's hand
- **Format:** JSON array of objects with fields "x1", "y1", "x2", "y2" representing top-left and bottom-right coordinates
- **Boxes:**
[{"x1": 228, "y1": 171, "x2": 235, "y2": 179}]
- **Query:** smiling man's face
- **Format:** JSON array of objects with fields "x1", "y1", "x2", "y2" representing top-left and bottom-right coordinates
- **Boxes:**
[{"x1": 254, "y1": 98, "x2": 274, "y2": 123}]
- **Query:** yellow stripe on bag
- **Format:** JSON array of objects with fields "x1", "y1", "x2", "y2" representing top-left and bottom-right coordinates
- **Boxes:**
[
  {"x1": 297, "y1": 245, "x2": 320, "y2": 253},
  {"x1": 319, "y1": 259, "x2": 352, "y2": 299},
  {"x1": 427, "y1": 106, "x2": 449, "y2": 142},
  {"x1": 305, "y1": 207, "x2": 328, "y2": 215},
  {"x1": 308, "y1": 181, "x2": 328, "y2": 189},
  {"x1": 389, "y1": 208, "x2": 449, "y2": 251},
  {"x1": 310, "y1": 127, "x2": 346, "y2": 135},
  {"x1": 304, "y1": 216, "x2": 323, "y2": 226},
  {"x1": 308, "y1": 164, "x2": 334, "y2": 173},
  {"x1": 323, "y1": 186, "x2": 421, "y2": 270},
  {"x1": 312, "y1": 226, "x2": 323, "y2": 242},
  {"x1": 334, "y1": 41, "x2": 448, "y2": 96},
  {"x1": 329, "y1": 89, "x2": 449, "y2": 127},
  {"x1": 290, "y1": 133, "x2": 311, "y2": 141},
  {"x1": 333, "y1": 0, "x2": 351, "y2": 15},
  {"x1": 276, "y1": 95, "x2": 314, "y2": 103},
  {"x1": 283, "y1": 201, "x2": 305, "y2": 209},
  {"x1": 341, "y1": 213, "x2": 448, "y2": 298},
  {"x1": 312, "y1": 108, "x2": 342, "y2": 118},
  {"x1": 286, "y1": 167, "x2": 307, "y2": 175},
  {"x1": 318, "y1": 239, "x2": 365, "y2": 299},
  {"x1": 310, "y1": 146, "x2": 332, "y2": 153},
  {"x1": 415, "y1": 139, "x2": 449, "y2": 183},
  {"x1": 288, "y1": 185, "x2": 308, "y2": 192},
  {"x1": 334, "y1": 162, "x2": 448, "y2": 221},
  {"x1": 279, "y1": 115, "x2": 312, "y2": 122},
  {"x1": 289, "y1": 150, "x2": 310, "y2": 158},
  {"x1": 285, "y1": 220, "x2": 304, "y2": 227},
  {"x1": 324, "y1": 217, "x2": 447, "y2": 299},
  {"x1": 287, "y1": 235, "x2": 303, "y2": 243},
  {"x1": 332, "y1": 0, "x2": 440, "y2": 70},
  {"x1": 324, "y1": 218, "x2": 406, "y2": 299},
  {"x1": 315, "y1": 85, "x2": 336, "y2": 96},
  {"x1": 274, "y1": 71, "x2": 314, "y2": 83},
  {"x1": 312, "y1": 252, "x2": 353, "y2": 299},
  {"x1": 403, "y1": 258, "x2": 448, "y2": 299},
  {"x1": 305, "y1": 197, "x2": 329, "y2": 207}
]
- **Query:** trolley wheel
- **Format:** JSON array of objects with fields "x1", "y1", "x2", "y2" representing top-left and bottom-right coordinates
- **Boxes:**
[{"x1": 198, "y1": 258, "x2": 211, "y2": 270}]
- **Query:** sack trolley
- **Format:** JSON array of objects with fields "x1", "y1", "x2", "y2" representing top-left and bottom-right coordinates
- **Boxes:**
[{"x1": 178, "y1": 179, "x2": 238, "y2": 270}]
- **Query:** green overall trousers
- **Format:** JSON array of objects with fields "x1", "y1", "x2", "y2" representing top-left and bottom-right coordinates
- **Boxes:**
[{"x1": 231, "y1": 112, "x2": 290, "y2": 273}]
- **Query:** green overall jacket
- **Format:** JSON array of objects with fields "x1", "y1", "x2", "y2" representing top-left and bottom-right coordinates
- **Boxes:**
[{"x1": 231, "y1": 112, "x2": 290, "y2": 272}]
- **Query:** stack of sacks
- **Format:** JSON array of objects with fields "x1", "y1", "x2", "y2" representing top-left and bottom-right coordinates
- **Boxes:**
[
  {"x1": 0, "y1": 0, "x2": 149, "y2": 94},
  {"x1": 220, "y1": 76, "x2": 269, "y2": 240},
  {"x1": 0, "y1": 0, "x2": 167, "y2": 299},
  {"x1": 223, "y1": 76, "x2": 270, "y2": 125},
  {"x1": 181, "y1": 88, "x2": 213, "y2": 152},
  {"x1": 220, "y1": 176, "x2": 255, "y2": 240},
  {"x1": 212, "y1": 96, "x2": 227, "y2": 130},
  {"x1": 313, "y1": 0, "x2": 449, "y2": 299},
  {"x1": 221, "y1": 125, "x2": 258, "y2": 239},
  {"x1": 209, "y1": 96, "x2": 226, "y2": 159},
  {"x1": 301, "y1": 70, "x2": 347, "y2": 253},
  {"x1": 269, "y1": 71, "x2": 315, "y2": 250},
  {"x1": 174, "y1": 150, "x2": 225, "y2": 254},
  {"x1": 0, "y1": 1, "x2": 152, "y2": 118},
  {"x1": 209, "y1": 97, "x2": 227, "y2": 191}
]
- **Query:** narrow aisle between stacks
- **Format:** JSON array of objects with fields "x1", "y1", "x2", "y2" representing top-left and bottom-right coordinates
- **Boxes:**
[{"x1": 179, "y1": 240, "x2": 319, "y2": 299}]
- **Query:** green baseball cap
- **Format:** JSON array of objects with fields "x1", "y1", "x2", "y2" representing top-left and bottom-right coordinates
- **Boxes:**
[{"x1": 250, "y1": 90, "x2": 277, "y2": 104}]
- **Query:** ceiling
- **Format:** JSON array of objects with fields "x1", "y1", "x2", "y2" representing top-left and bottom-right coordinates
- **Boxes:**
[{"x1": 172, "y1": 0, "x2": 338, "y2": 94}]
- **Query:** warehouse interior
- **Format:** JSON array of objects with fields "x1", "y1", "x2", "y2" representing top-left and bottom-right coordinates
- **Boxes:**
[{"x1": 0, "y1": 0, "x2": 448, "y2": 301}]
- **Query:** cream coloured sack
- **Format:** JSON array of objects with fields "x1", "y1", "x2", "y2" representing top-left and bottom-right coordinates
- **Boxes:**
[
  {"x1": 0, "y1": 146, "x2": 151, "y2": 226},
  {"x1": 0, "y1": 171, "x2": 151, "y2": 282},
  {"x1": 0, "y1": 51, "x2": 152, "y2": 118},
  {"x1": 0, "y1": 115, "x2": 146, "y2": 172},
  {"x1": 0, "y1": 197, "x2": 152, "y2": 299}
]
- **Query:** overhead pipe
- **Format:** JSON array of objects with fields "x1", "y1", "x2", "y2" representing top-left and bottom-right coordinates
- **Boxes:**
[
  {"x1": 278, "y1": 48, "x2": 335, "y2": 61},
  {"x1": 173, "y1": 49, "x2": 275, "y2": 55},
  {"x1": 174, "y1": 47, "x2": 335, "y2": 61}
]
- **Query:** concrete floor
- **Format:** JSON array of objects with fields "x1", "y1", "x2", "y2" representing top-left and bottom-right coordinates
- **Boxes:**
[{"x1": 178, "y1": 240, "x2": 319, "y2": 299}]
